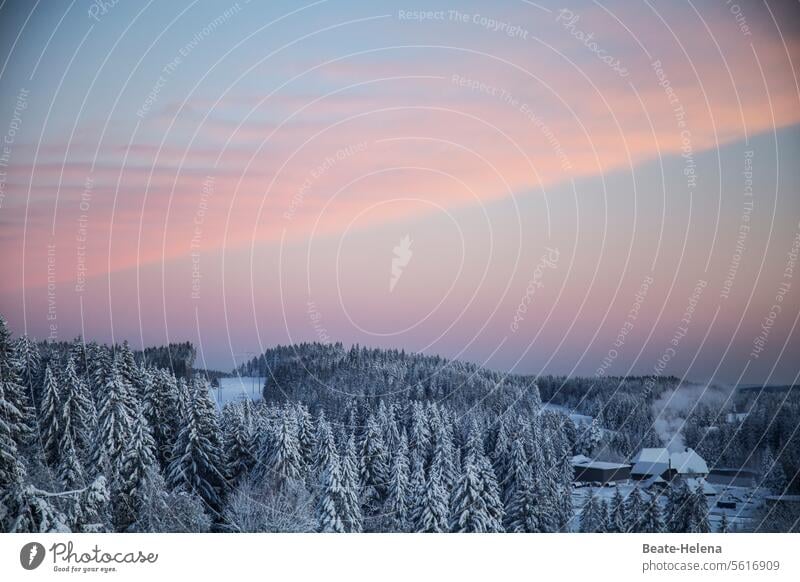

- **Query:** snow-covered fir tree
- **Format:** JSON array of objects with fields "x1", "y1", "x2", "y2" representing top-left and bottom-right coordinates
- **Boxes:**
[
  {"x1": 0, "y1": 319, "x2": 35, "y2": 449},
  {"x1": 89, "y1": 364, "x2": 132, "y2": 481},
  {"x1": 625, "y1": 486, "x2": 645, "y2": 533},
  {"x1": 315, "y1": 448, "x2": 345, "y2": 533},
  {"x1": 60, "y1": 356, "x2": 96, "y2": 455},
  {"x1": 579, "y1": 491, "x2": 606, "y2": 533},
  {"x1": 607, "y1": 487, "x2": 627, "y2": 533},
  {"x1": 262, "y1": 407, "x2": 303, "y2": 488},
  {"x1": 57, "y1": 430, "x2": 85, "y2": 491},
  {"x1": 719, "y1": 511, "x2": 730, "y2": 533},
  {"x1": 640, "y1": 492, "x2": 666, "y2": 533},
  {"x1": 39, "y1": 365, "x2": 61, "y2": 467},
  {"x1": 117, "y1": 404, "x2": 158, "y2": 528},
  {"x1": 358, "y1": 414, "x2": 390, "y2": 515},
  {"x1": 222, "y1": 402, "x2": 256, "y2": 487},
  {"x1": 167, "y1": 380, "x2": 226, "y2": 515},
  {"x1": 412, "y1": 460, "x2": 449, "y2": 533},
  {"x1": 385, "y1": 431, "x2": 410, "y2": 532},
  {"x1": 339, "y1": 433, "x2": 362, "y2": 532}
]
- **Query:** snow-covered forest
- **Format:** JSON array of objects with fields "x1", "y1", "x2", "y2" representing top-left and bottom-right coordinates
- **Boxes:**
[{"x1": 1, "y1": 316, "x2": 797, "y2": 533}]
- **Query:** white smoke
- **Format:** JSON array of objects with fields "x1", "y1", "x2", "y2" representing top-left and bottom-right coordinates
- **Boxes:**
[{"x1": 650, "y1": 383, "x2": 733, "y2": 451}]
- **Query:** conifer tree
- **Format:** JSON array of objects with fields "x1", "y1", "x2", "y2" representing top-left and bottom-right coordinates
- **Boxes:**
[
  {"x1": 57, "y1": 430, "x2": 85, "y2": 491},
  {"x1": 450, "y1": 456, "x2": 493, "y2": 532},
  {"x1": 554, "y1": 450, "x2": 575, "y2": 531},
  {"x1": 641, "y1": 492, "x2": 666, "y2": 533},
  {"x1": 61, "y1": 356, "x2": 96, "y2": 455},
  {"x1": 1, "y1": 321, "x2": 35, "y2": 448},
  {"x1": 386, "y1": 431, "x2": 410, "y2": 532},
  {"x1": 339, "y1": 433, "x2": 362, "y2": 532},
  {"x1": 143, "y1": 369, "x2": 181, "y2": 469},
  {"x1": 412, "y1": 460, "x2": 449, "y2": 533},
  {"x1": 761, "y1": 447, "x2": 788, "y2": 493},
  {"x1": 294, "y1": 404, "x2": 316, "y2": 469},
  {"x1": 223, "y1": 403, "x2": 256, "y2": 486},
  {"x1": 408, "y1": 403, "x2": 430, "y2": 461},
  {"x1": 315, "y1": 449, "x2": 345, "y2": 533},
  {"x1": 579, "y1": 492, "x2": 605, "y2": 533},
  {"x1": 431, "y1": 419, "x2": 457, "y2": 491},
  {"x1": 607, "y1": 487, "x2": 626, "y2": 533},
  {"x1": 167, "y1": 382, "x2": 226, "y2": 515},
  {"x1": 687, "y1": 486, "x2": 710, "y2": 533},
  {"x1": 625, "y1": 486, "x2": 645, "y2": 533},
  {"x1": 12, "y1": 333, "x2": 40, "y2": 403},
  {"x1": 358, "y1": 414, "x2": 390, "y2": 514},
  {"x1": 476, "y1": 452, "x2": 505, "y2": 531},
  {"x1": 75, "y1": 476, "x2": 112, "y2": 532},
  {"x1": 89, "y1": 344, "x2": 113, "y2": 402},
  {"x1": 263, "y1": 408, "x2": 303, "y2": 488},
  {"x1": 40, "y1": 365, "x2": 61, "y2": 466},
  {"x1": 0, "y1": 378, "x2": 34, "y2": 531},
  {"x1": 118, "y1": 404, "x2": 157, "y2": 528},
  {"x1": 491, "y1": 417, "x2": 510, "y2": 481},
  {"x1": 313, "y1": 413, "x2": 337, "y2": 482},
  {"x1": 450, "y1": 425, "x2": 504, "y2": 532},
  {"x1": 90, "y1": 365, "x2": 132, "y2": 481}
]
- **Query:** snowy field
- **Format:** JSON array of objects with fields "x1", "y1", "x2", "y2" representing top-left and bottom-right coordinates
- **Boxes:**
[
  {"x1": 541, "y1": 402, "x2": 593, "y2": 426},
  {"x1": 208, "y1": 376, "x2": 264, "y2": 408}
]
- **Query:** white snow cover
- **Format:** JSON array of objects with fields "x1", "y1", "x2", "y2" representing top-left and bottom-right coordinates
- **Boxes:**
[
  {"x1": 630, "y1": 447, "x2": 709, "y2": 477},
  {"x1": 578, "y1": 461, "x2": 631, "y2": 470},
  {"x1": 684, "y1": 477, "x2": 717, "y2": 495},
  {"x1": 631, "y1": 448, "x2": 671, "y2": 477},
  {"x1": 671, "y1": 448, "x2": 709, "y2": 475},
  {"x1": 632, "y1": 448, "x2": 671, "y2": 464},
  {"x1": 571, "y1": 454, "x2": 593, "y2": 466}
]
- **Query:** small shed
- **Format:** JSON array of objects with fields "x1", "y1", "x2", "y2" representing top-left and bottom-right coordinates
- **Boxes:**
[{"x1": 572, "y1": 459, "x2": 631, "y2": 485}]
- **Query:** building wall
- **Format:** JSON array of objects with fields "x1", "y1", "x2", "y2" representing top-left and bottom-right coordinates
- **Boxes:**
[{"x1": 574, "y1": 465, "x2": 631, "y2": 484}]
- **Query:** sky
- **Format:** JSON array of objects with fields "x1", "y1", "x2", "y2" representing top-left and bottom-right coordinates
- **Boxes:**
[{"x1": 0, "y1": 0, "x2": 799, "y2": 384}]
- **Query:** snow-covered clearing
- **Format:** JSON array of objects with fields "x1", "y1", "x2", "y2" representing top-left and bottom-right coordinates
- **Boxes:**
[{"x1": 208, "y1": 376, "x2": 264, "y2": 408}]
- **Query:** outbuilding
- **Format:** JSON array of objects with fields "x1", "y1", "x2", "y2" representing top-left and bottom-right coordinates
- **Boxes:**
[{"x1": 571, "y1": 458, "x2": 631, "y2": 485}]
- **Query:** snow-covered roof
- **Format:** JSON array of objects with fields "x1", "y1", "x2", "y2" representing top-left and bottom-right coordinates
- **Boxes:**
[
  {"x1": 631, "y1": 448, "x2": 670, "y2": 477},
  {"x1": 632, "y1": 448, "x2": 670, "y2": 464},
  {"x1": 572, "y1": 455, "x2": 630, "y2": 471},
  {"x1": 670, "y1": 448, "x2": 709, "y2": 475},
  {"x1": 571, "y1": 454, "x2": 593, "y2": 466},
  {"x1": 578, "y1": 461, "x2": 630, "y2": 470},
  {"x1": 630, "y1": 447, "x2": 708, "y2": 476}
]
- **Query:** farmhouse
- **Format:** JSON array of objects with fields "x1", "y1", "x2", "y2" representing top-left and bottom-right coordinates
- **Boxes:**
[
  {"x1": 630, "y1": 447, "x2": 708, "y2": 481},
  {"x1": 666, "y1": 448, "x2": 709, "y2": 479}
]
